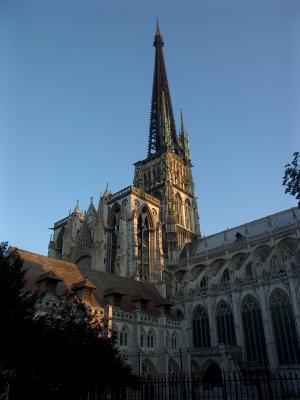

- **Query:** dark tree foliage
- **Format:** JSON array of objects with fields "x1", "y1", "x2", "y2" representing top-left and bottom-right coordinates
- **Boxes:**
[
  {"x1": 0, "y1": 243, "x2": 134, "y2": 400},
  {"x1": 0, "y1": 243, "x2": 36, "y2": 387},
  {"x1": 283, "y1": 152, "x2": 300, "y2": 208},
  {"x1": 30, "y1": 302, "x2": 134, "y2": 399}
]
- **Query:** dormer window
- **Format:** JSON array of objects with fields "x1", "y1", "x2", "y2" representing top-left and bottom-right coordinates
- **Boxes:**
[{"x1": 36, "y1": 271, "x2": 62, "y2": 298}]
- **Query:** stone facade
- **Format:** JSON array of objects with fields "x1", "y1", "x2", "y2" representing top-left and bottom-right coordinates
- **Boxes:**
[{"x1": 23, "y1": 26, "x2": 300, "y2": 376}]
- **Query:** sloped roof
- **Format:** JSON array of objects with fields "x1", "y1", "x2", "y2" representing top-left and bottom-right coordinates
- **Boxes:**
[{"x1": 16, "y1": 248, "x2": 166, "y2": 316}]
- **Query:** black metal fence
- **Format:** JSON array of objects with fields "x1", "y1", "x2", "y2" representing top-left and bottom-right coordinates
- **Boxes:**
[{"x1": 85, "y1": 370, "x2": 300, "y2": 400}]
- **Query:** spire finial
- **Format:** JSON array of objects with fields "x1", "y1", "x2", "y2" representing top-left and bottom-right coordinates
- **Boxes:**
[
  {"x1": 90, "y1": 196, "x2": 93, "y2": 204},
  {"x1": 156, "y1": 18, "x2": 160, "y2": 35}
]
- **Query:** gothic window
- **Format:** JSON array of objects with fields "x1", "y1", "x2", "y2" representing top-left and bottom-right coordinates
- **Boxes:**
[
  {"x1": 269, "y1": 290, "x2": 300, "y2": 365},
  {"x1": 175, "y1": 193, "x2": 184, "y2": 226},
  {"x1": 120, "y1": 326, "x2": 129, "y2": 347},
  {"x1": 216, "y1": 301, "x2": 236, "y2": 346},
  {"x1": 137, "y1": 207, "x2": 151, "y2": 281},
  {"x1": 107, "y1": 204, "x2": 121, "y2": 274},
  {"x1": 166, "y1": 331, "x2": 170, "y2": 348},
  {"x1": 56, "y1": 227, "x2": 65, "y2": 259},
  {"x1": 184, "y1": 199, "x2": 192, "y2": 230},
  {"x1": 142, "y1": 359, "x2": 157, "y2": 376},
  {"x1": 140, "y1": 328, "x2": 146, "y2": 348},
  {"x1": 147, "y1": 330, "x2": 155, "y2": 348},
  {"x1": 192, "y1": 305, "x2": 211, "y2": 348},
  {"x1": 241, "y1": 296, "x2": 268, "y2": 365},
  {"x1": 171, "y1": 332, "x2": 177, "y2": 349}
]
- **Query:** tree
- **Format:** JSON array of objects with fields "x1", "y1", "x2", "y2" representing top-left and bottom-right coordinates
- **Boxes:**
[
  {"x1": 283, "y1": 152, "x2": 300, "y2": 208},
  {"x1": 0, "y1": 243, "x2": 134, "y2": 399},
  {"x1": 0, "y1": 243, "x2": 36, "y2": 393}
]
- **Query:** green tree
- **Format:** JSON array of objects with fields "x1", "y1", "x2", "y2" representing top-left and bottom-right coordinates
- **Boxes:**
[{"x1": 283, "y1": 152, "x2": 300, "y2": 208}]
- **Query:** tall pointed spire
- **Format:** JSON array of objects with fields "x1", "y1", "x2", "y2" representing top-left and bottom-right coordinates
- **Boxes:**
[{"x1": 148, "y1": 23, "x2": 179, "y2": 157}]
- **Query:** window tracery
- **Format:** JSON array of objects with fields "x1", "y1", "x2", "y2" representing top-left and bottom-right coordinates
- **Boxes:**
[
  {"x1": 216, "y1": 301, "x2": 236, "y2": 346},
  {"x1": 269, "y1": 290, "x2": 300, "y2": 365},
  {"x1": 192, "y1": 305, "x2": 211, "y2": 348},
  {"x1": 241, "y1": 296, "x2": 268, "y2": 365},
  {"x1": 137, "y1": 207, "x2": 151, "y2": 281}
]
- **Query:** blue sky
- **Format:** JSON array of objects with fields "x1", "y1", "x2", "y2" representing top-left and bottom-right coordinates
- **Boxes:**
[{"x1": 1, "y1": 0, "x2": 299, "y2": 255}]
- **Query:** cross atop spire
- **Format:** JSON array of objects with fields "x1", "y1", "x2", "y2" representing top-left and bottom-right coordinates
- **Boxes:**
[{"x1": 148, "y1": 23, "x2": 179, "y2": 157}]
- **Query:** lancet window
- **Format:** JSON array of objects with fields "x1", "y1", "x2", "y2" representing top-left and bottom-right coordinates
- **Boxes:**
[
  {"x1": 107, "y1": 204, "x2": 121, "y2": 274},
  {"x1": 120, "y1": 326, "x2": 129, "y2": 347},
  {"x1": 184, "y1": 199, "x2": 192, "y2": 230},
  {"x1": 241, "y1": 296, "x2": 268, "y2": 365},
  {"x1": 216, "y1": 301, "x2": 236, "y2": 346},
  {"x1": 269, "y1": 290, "x2": 300, "y2": 365},
  {"x1": 192, "y1": 305, "x2": 211, "y2": 348},
  {"x1": 147, "y1": 330, "x2": 155, "y2": 348},
  {"x1": 137, "y1": 207, "x2": 151, "y2": 281},
  {"x1": 175, "y1": 193, "x2": 184, "y2": 226}
]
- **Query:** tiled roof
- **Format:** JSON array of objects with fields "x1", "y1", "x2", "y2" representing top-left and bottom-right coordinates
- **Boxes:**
[{"x1": 16, "y1": 248, "x2": 166, "y2": 316}]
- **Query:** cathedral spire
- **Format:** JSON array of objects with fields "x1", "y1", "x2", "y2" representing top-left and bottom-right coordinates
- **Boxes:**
[{"x1": 148, "y1": 23, "x2": 179, "y2": 157}]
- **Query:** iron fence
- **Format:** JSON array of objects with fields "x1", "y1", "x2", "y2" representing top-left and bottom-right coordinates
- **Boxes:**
[{"x1": 85, "y1": 369, "x2": 300, "y2": 400}]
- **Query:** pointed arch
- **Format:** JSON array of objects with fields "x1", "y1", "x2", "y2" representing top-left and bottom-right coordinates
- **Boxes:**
[
  {"x1": 184, "y1": 199, "x2": 192, "y2": 230},
  {"x1": 241, "y1": 295, "x2": 268, "y2": 366},
  {"x1": 269, "y1": 289, "x2": 300, "y2": 365},
  {"x1": 56, "y1": 227, "x2": 65, "y2": 259},
  {"x1": 137, "y1": 205, "x2": 154, "y2": 281},
  {"x1": 171, "y1": 332, "x2": 178, "y2": 349},
  {"x1": 119, "y1": 325, "x2": 130, "y2": 347},
  {"x1": 216, "y1": 301, "x2": 236, "y2": 346},
  {"x1": 147, "y1": 329, "x2": 155, "y2": 348},
  {"x1": 107, "y1": 203, "x2": 121, "y2": 274},
  {"x1": 140, "y1": 327, "x2": 146, "y2": 348},
  {"x1": 175, "y1": 192, "x2": 184, "y2": 226},
  {"x1": 168, "y1": 358, "x2": 180, "y2": 375},
  {"x1": 192, "y1": 305, "x2": 211, "y2": 348},
  {"x1": 142, "y1": 358, "x2": 157, "y2": 376}
]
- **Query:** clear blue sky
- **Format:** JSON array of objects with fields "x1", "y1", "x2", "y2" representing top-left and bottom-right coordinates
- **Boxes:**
[{"x1": 1, "y1": 0, "x2": 299, "y2": 255}]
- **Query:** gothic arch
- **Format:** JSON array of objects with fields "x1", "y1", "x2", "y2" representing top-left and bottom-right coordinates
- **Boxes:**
[
  {"x1": 119, "y1": 325, "x2": 130, "y2": 347},
  {"x1": 107, "y1": 203, "x2": 121, "y2": 274},
  {"x1": 191, "y1": 264, "x2": 206, "y2": 280},
  {"x1": 241, "y1": 295, "x2": 268, "y2": 366},
  {"x1": 56, "y1": 227, "x2": 65, "y2": 259},
  {"x1": 184, "y1": 199, "x2": 193, "y2": 230},
  {"x1": 136, "y1": 205, "x2": 155, "y2": 281},
  {"x1": 174, "y1": 192, "x2": 184, "y2": 226},
  {"x1": 142, "y1": 359, "x2": 158, "y2": 376},
  {"x1": 269, "y1": 289, "x2": 300, "y2": 365},
  {"x1": 215, "y1": 300, "x2": 236, "y2": 346},
  {"x1": 192, "y1": 305, "x2": 211, "y2": 348},
  {"x1": 202, "y1": 361, "x2": 223, "y2": 385}
]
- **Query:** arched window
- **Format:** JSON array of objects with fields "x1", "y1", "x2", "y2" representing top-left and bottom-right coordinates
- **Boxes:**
[
  {"x1": 140, "y1": 329, "x2": 146, "y2": 348},
  {"x1": 137, "y1": 207, "x2": 151, "y2": 281},
  {"x1": 184, "y1": 200, "x2": 192, "y2": 230},
  {"x1": 147, "y1": 330, "x2": 155, "y2": 348},
  {"x1": 120, "y1": 326, "x2": 129, "y2": 347},
  {"x1": 241, "y1": 296, "x2": 268, "y2": 365},
  {"x1": 107, "y1": 204, "x2": 121, "y2": 273},
  {"x1": 270, "y1": 290, "x2": 300, "y2": 365},
  {"x1": 216, "y1": 301, "x2": 236, "y2": 346},
  {"x1": 142, "y1": 359, "x2": 157, "y2": 376},
  {"x1": 192, "y1": 305, "x2": 211, "y2": 348},
  {"x1": 171, "y1": 332, "x2": 177, "y2": 349},
  {"x1": 168, "y1": 359, "x2": 180, "y2": 375},
  {"x1": 175, "y1": 193, "x2": 184, "y2": 226},
  {"x1": 56, "y1": 227, "x2": 65, "y2": 259}
]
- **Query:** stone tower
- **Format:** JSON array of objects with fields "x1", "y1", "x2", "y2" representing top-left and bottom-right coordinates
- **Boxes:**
[{"x1": 133, "y1": 23, "x2": 201, "y2": 267}]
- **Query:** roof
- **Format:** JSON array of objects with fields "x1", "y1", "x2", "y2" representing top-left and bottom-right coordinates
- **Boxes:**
[{"x1": 16, "y1": 248, "x2": 166, "y2": 316}]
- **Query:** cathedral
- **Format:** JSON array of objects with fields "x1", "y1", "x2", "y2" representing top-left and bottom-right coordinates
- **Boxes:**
[{"x1": 19, "y1": 24, "x2": 300, "y2": 377}]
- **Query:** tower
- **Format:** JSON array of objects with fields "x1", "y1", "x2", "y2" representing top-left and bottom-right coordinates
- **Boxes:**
[{"x1": 133, "y1": 23, "x2": 201, "y2": 267}]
